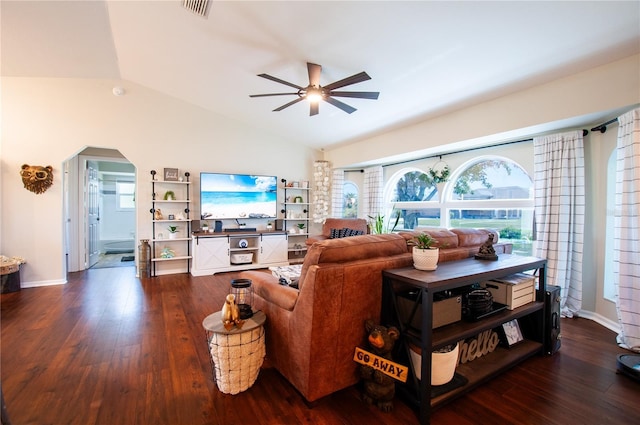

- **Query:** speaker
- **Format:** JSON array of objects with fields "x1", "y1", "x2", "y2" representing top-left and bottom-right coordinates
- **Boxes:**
[
  {"x1": 544, "y1": 285, "x2": 561, "y2": 355},
  {"x1": 214, "y1": 220, "x2": 223, "y2": 232}
]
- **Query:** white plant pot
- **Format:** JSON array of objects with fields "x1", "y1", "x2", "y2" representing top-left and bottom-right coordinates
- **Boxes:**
[
  {"x1": 169, "y1": 232, "x2": 177, "y2": 239},
  {"x1": 413, "y1": 247, "x2": 439, "y2": 271},
  {"x1": 409, "y1": 342, "x2": 459, "y2": 386}
]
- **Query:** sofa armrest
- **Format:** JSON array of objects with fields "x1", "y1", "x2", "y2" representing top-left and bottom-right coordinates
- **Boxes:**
[
  {"x1": 306, "y1": 234, "x2": 329, "y2": 247},
  {"x1": 239, "y1": 270, "x2": 299, "y2": 311}
]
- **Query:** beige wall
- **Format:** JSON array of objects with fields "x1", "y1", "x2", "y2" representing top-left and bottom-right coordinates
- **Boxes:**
[
  {"x1": 325, "y1": 55, "x2": 639, "y2": 169},
  {"x1": 1, "y1": 78, "x2": 319, "y2": 284}
]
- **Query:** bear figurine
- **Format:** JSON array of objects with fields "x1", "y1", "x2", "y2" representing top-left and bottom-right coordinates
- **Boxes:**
[{"x1": 359, "y1": 319, "x2": 400, "y2": 412}]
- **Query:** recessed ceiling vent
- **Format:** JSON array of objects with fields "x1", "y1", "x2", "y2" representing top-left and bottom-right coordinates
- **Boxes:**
[{"x1": 182, "y1": 0, "x2": 211, "y2": 18}]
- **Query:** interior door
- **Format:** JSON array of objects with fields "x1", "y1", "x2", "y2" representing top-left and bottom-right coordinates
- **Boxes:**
[{"x1": 87, "y1": 160, "x2": 100, "y2": 268}]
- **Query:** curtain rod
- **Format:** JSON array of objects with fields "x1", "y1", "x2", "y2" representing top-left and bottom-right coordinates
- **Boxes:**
[
  {"x1": 379, "y1": 129, "x2": 589, "y2": 168},
  {"x1": 590, "y1": 118, "x2": 618, "y2": 134}
]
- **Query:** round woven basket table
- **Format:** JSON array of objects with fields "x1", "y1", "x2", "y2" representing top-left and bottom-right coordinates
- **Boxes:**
[{"x1": 202, "y1": 310, "x2": 266, "y2": 394}]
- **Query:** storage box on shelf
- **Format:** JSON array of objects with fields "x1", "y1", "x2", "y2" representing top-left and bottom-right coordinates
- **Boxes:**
[
  {"x1": 484, "y1": 273, "x2": 536, "y2": 310},
  {"x1": 150, "y1": 170, "x2": 192, "y2": 276},
  {"x1": 280, "y1": 178, "x2": 310, "y2": 264}
]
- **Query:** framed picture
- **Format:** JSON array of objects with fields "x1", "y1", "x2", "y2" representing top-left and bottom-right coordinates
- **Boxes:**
[
  {"x1": 168, "y1": 214, "x2": 175, "y2": 220},
  {"x1": 501, "y1": 319, "x2": 524, "y2": 347},
  {"x1": 164, "y1": 168, "x2": 179, "y2": 181}
]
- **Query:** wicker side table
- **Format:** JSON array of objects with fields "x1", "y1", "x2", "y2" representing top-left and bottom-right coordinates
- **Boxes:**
[{"x1": 202, "y1": 310, "x2": 266, "y2": 394}]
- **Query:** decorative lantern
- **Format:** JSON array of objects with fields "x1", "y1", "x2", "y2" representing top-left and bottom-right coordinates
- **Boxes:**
[{"x1": 230, "y1": 278, "x2": 253, "y2": 319}]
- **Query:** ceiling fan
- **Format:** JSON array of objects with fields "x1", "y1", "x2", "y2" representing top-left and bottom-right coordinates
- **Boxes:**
[{"x1": 250, "y1": 62, "x2": 379, "y2": 116}]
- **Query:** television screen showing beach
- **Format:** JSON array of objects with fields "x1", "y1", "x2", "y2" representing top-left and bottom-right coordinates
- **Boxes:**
[{"x1": 200, "y1": 173, "x2": 278, "y2": 219}]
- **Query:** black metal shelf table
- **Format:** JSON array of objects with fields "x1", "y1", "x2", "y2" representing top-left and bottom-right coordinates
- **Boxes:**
[{"x1": 381, "y1": 254, "x2": 547, "y2": 424}]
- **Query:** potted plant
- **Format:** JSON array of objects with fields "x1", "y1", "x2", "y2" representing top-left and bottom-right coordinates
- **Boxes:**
[
  {"x1": 266, "y1": 221, "x2": 273, "y2": 231},
  {"x1": 427, "y1": 164, "x2": 450, "y2": 183},
  {"x1": 409, "y1": 232, "x2": 439, "y2": 271},
  {"x1": 168, "y1": 225, "x2": 179, "y2": 239},
  {"x1": 164, "y1": 190, "x2": 176, "y2": 200},
  {"x1": 296, "y1": 223, "x2": 306, "y2": 233},
  {"x1": 201, "y1": 222, "x2": 209, "y2": 233},
  {"x1": 367, "y1": 210, "x2": 400, "y2": 234}
]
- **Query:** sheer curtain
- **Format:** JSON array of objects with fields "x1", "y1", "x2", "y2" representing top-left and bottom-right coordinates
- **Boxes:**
[
  {"x1": 613, "y1": 108, "x2": 640, "y2": 352},
  {"x1": 362, "y1": 166, "x2": 383, "y2": 219},
  {"x1": 331, "y1": 169, "x2": 345, "y2": 218},
  {"x1": 533, "y1": 130, "x2": 585, "y2": 317}
]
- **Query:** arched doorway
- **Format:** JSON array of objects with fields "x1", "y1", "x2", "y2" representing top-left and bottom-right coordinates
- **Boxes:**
[{"x1": 64, "y1": 147, "x2": 136, "y2": 271}]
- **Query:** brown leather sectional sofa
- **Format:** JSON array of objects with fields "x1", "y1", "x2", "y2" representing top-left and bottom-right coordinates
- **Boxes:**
[{"x1": 238, "y1": 227, "x2": 512, "y2": 402}]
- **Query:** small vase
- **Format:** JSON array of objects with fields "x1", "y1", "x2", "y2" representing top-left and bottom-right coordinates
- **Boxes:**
[{"x1": 169, "y1": 232, "x2": 177, "y2": 240}]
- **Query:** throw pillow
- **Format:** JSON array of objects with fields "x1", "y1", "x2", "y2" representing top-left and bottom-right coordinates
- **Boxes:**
[{"x1": 330, "y1": 227, "x2": 364, "y2": 238}]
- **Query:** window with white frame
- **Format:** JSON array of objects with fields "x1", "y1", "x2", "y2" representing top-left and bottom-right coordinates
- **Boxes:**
[
  {"x1": 343, "y1": 181, "x2": 359, "y2": 218},
  {"x1": 383, "y1": 157, "x2": 534, "y2": 256},
  {"x1": 384, "y1": 167, "x2": 441, "y2": 231},
  {"x1": 116, "y1": 181, "x2": 135, "y2": 210}
]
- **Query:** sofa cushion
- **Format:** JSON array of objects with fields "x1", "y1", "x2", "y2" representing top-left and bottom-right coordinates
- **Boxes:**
[
  {"x1": 399, "y1": 227, "x2": 459, "y2": 249},
  {"x1": 299, "y1": 234, "x2": 409, "y2": 290},
  {"x1": 451, "y1": 228, "x2": 498, "y2": 247},
  {"x1": 321, "y1": 218, "x2": 368, "y2": 237}
]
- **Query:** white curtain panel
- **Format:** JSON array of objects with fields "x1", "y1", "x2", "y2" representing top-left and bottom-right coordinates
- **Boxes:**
[
  {"x1": 614, "y1": 108, "x2": 640, "y2": 352},
  {"x1": 533, "y1": 130, "x2": 585, "y2": 317},
  {"x1": 331, "y1": 169, "x2": 345, "y2": 218},
  {"x1": 363, "y1": 166, "x2": 383, "y2": 219}
]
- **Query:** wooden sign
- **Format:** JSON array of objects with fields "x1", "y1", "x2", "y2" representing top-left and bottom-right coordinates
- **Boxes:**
[
  {"x1": 354, "y1": 347, "x2": 408, "y2": 382},
  {"x1": 459, "y1": 329, "x2": 500, "y2": 364}
]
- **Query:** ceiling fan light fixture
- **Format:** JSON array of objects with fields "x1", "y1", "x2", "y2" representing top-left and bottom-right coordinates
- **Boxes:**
[
  {"x1": 250, "y1": 62, "x2": 379, "y2": 115},
  {"x1": 305, "y1": 87, "x2": 323, "y2": 103}
]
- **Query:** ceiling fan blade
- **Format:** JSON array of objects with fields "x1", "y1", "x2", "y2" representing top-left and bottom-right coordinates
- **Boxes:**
[
  {"x1": 323, "y1": 71, "x2": 371, "y2": 91},
  {"x1": 257, "y1": 73, "x2": 304, "y2": 90},
  {"x1": 249, "y1": 93, "x2": 299, "y2": 98},
  {"x1": 273, "y1": 97, "x2": 305, "y2": 112},
  {"x1": 323, "y1": 96, "x2": 357, "y2": 114},
  {"x1": 328, "y1": 91, "x2": 379, "y2": 100},
  {"x1": 307, "y1": 63, "x2": 322, "y2": 87},
  {"x1": 310, "y1": 102, "x2": 319, "y2": 116}
]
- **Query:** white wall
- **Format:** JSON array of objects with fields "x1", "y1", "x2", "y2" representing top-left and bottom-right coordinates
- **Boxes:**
[{"x1": 1, "y1": 78, "x2": 319, "y2": 284}]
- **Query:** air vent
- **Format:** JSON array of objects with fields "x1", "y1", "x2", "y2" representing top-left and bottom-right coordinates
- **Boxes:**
[{"x1": 182, "y1": 0, "x2": 210, "y2": 18}]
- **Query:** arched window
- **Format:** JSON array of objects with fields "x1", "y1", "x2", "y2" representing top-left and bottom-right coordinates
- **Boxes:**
[
  {"x1": 448, "y1": 157, "x2": 534, "y2": 256},
  {"x1": 382, "y1": 157, "x2": 534, "y2": 255},
  {"x1": 343, "y1": 181, "x2": 359, "y2": 218},
  {"x1": 384, "y1": 167, "x2": 441, "y2": 230}
]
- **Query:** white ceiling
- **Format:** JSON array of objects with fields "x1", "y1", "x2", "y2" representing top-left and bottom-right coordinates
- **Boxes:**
[{"x1": 2, "y1": 1, "x2": 639, "y2": 150}]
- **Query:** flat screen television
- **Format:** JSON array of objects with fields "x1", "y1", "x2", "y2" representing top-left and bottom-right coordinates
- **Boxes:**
[{"x1": 200, "y1": 172, "x2": 278, "y2": 220}]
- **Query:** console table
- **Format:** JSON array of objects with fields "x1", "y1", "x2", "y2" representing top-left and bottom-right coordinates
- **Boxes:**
[{"x1": 382, "y1": 254, "x2": 546, "y2": 424}]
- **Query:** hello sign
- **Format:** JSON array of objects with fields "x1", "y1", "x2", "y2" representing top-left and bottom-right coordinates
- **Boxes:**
[{"x1": 459, "y1": 329, "x2": 500, "y2": 364}]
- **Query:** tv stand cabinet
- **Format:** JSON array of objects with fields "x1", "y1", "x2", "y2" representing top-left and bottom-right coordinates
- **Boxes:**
[
  {"x1": 191, "y1": 231, "x2": 289, "y2": 276},
  {"x1": 382, "y1": 255, "x2": 546, "y2": 424}
]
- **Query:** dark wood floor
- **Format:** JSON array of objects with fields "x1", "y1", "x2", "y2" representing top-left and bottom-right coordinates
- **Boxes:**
[{"x1": 1, "y1": 267, "x2": 639, "y2": 425}]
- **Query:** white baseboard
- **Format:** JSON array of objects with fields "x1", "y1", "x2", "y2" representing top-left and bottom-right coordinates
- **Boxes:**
[
  {"x1": 577, "y1": 310, "x2": 621, "y2": 334},
  {"x1": 20, "y1": 279, "x2": 67, "y2": 288}
]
